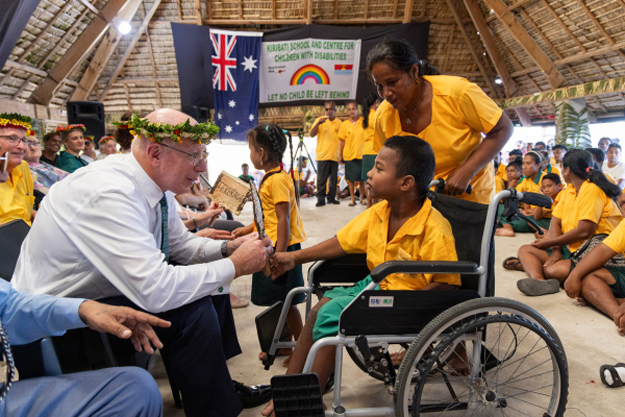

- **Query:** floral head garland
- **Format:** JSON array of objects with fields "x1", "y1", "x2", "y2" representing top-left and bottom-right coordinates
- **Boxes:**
[
  {"x1": 112, "y1": 121, "x2": 130, "y2": 130},
  {"x1": 99, "y1": 136, "x2": 115, "y2": 145},
  {"x1": 26, "y1": 129, "x2": 36, "y2": 137},
  {"x1": 84, "y1": 135, "x2": 94, "y2": 141},
  {"x1": 127, "y1": 114, "x2": 219, "y2": 144},
  {"x1": 0, "y1": 113, "x2": 32, "y2": 131},
  {"x1": 56, "y1": 124, "x2": 86, "y2": 133}
]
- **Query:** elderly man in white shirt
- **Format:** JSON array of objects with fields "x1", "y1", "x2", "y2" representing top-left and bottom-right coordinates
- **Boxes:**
[{"x1": 12, "y1": 109, "x2": 273, "y2": 417}]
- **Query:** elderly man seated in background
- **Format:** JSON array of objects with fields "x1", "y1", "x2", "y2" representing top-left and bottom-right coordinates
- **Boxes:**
[
  {"x1": 0, "y1": 113, "x2": 34, "y2": 226},
  {"x1": 13, "y1": 109, "x2": 274, "y2": 417},
  {"x1": 96, "y1": 136, "x2": 118, "y2": 160}
]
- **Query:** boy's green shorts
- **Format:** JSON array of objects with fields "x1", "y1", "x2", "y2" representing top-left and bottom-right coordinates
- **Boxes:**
[{"x1": 312, "y1": 275, "x2": 379, "y2": 341}]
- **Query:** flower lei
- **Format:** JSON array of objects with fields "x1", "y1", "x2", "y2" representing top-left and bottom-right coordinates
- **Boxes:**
[
  {"x1": 112, "y1": 121, "x2": 129, "y2": 130},
  {"x1": 0, "y1": 113, "x2": 32, "y2": 131},
  {"x1": 99, "y1": 136, "x2": 115, "y2": 144},
  {"x1": 127, "y1": 114, "x2": 219, "y2": 144},
  {"x1": 56, "y1": 124, "x2": 86, "y2": 133}
]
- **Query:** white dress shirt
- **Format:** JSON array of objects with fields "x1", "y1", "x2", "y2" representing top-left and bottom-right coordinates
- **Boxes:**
[{"x1": 12, "y1": 154, "x2": 235, "y2": 313}]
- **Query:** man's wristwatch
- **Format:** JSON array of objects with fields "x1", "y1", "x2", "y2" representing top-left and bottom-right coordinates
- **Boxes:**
[{"x1": 221, "y1": 240, "x2": 228, "y2": 258}]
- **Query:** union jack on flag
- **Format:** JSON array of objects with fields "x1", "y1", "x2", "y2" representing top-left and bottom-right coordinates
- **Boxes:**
[
  {"x1": 211, "y1": 32, "x2": 237, "y2": 91},
  {"x1": 209, "y1": 29, "x2": 262, "y2": 141}
]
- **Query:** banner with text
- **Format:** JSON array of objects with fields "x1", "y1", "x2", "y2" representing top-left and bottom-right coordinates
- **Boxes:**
[{"x1": 260, "y1": 38, "x2": 361, "y2": 104}]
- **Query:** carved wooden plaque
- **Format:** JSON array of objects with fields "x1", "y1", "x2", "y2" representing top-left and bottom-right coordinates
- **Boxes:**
[{"x1": 208, "y1": 171, "x2": 252, "y2": 216}]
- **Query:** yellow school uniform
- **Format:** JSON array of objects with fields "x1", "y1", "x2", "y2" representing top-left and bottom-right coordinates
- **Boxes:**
[
  {"x1": 515, "y1": 171, "x2": 545, "y2": 194},
  {"x1": 362, "y1": 109, "x2": 377, "y2": 156},
  {"x1": 602, "y1": 219, "x2": 625, "y2": 254},
  {"x1": 255, "y1": 168, "x2": 306, "y2": 246},
  {"x1": 313, "y1": 116, "x2": 342, "y2": 162},
  {"x1": 338, "y1": 118, "x2": 365, "y2": 161},
  {"x1": 552, "y1": 180, "x2": 623, "y2": 252},
  {"x1": 0, "y1": 161, "x2": 34, "y2": 226},
  {"x1": 540, "y1": 190, "x2": 562, "y2": 219},
  {"x1": 544, "y1": 164, "x2": 561, "y2": 178},
  {"x1": 336, "y1": 198, "x2": 460, "y2": 290},
  {"x1": 495, "y1": 176, "x2": 506, "y2": 193},
  {"x1": 496, "y1": 162, "x2": 508, "y2": 182},
  {"x1": 373, "y1": 75, "x2": 503, "y2": 204}
]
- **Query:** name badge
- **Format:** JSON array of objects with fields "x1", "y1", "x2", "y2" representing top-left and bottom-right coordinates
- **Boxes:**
[{"x1": 369, "y1": 296, "x2": 394, "y2": 307}]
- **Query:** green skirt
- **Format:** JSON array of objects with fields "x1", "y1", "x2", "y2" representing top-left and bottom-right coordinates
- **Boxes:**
[
  {"x1": 605, "y1": 266, "x2": 625, "y2": 298},
  {"x1": 362, "y1": 154, "x2": 376, "y2": 180},
  {"x1": 345, "y1": 159, "x2": 364, "y2": 182},
  {"x1": 312, "y1": 276, "x2": 379, "y2": 341}
]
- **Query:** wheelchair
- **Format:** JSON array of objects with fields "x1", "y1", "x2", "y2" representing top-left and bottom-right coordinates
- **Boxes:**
[{"x1": 255, "y1": 180, "x2": 568, "y2": 416}]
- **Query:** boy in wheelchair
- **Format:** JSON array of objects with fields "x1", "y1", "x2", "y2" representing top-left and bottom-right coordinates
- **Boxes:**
[{"x1": 262, "y1": 135, "x2": 461, "y2": 416}]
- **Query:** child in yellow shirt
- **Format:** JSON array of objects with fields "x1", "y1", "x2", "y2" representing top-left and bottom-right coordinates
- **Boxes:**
[
  {"x1": 233, "y1": 124, "x2": 307, "y2": 358},
  {"x1": 261, "y1": 135, "x2": 460, "y2": 417},
  {"x1": 516, "y1": 149, "x2": 623, "y2": 296}
]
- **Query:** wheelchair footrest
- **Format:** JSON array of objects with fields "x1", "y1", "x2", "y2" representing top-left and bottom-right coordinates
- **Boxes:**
[
  {"x1": 271, "y1": 373, "x2": 325, "y2": 416},
  {"x1": 256, "y1": 301, "x2": 290, "y2": 370}
]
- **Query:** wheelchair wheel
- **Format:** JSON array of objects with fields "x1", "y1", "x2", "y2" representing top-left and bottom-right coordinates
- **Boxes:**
[{"x1": 395, "y1": 297, "x2": 568, "y2": 417}]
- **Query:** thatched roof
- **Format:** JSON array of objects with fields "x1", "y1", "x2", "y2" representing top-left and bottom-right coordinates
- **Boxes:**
[{"x1": 2, "y1": 0, "x2": 625, "y2": 128}]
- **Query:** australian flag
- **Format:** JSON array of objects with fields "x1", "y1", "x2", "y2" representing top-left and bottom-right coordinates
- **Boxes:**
[{"x1": 210, "y1": 29, "x2": 262, "y2": 141}]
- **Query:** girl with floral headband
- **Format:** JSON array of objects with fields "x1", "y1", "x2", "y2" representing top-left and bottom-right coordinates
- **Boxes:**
[{"x1": 55, "y1": 124, "x2": 88, "y2": 173}]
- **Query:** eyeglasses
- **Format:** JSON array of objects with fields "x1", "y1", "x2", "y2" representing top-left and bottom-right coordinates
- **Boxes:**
[
  {"x1": 26, "y1": 140, "x2": 41, "y2": 148},
  {"x1": 0, "y1": 135, "x2": 28, "y2": 145},
  {"x1": 325, "y1": 108, "x2": 335, "y2": 112},
  {"x1": 158, "y1": 142, "x2": 208, "y2": 166}
]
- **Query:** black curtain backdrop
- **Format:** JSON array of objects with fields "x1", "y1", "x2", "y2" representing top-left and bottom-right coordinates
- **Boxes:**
[
  {"x1": 0, "y1": 0, "x2": 40, "y2": 71},
  {"x1": 172, "y1": 22, "x2": 429, "y2": 110}
]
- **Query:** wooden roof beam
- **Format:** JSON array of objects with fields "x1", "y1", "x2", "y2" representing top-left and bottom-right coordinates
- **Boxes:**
[
  {"x1": 576, "y1": 0, "x2": 615, "y2": 45},
  {"x1": 403, "y1": 0, "x2": 414, "y2": 23},
  {"x1": 483, "y1": 0, "x2": 566, "y2": 89},
  {"x1": 196, "y1": 0, "x2": 202, "y2": 25},
  {"x1": 463, "y1": 0, "x2": 518, "y2": 97},
  {"x1": 176, "y1": 0, "x2": 183, "y2": 20},
  {"x1": 143, "y1": 21, "x2": 163, "y2": 108},
  {"x1": 445, "y1": 0, "x2": 497, "y2": 95},
  {"x1": 442, "y1": 24, "x2": 455, "y2": 73},
  {"x1": 29, "y1": 0, "x2": 129, "y2": 106},
  {"x1": 541, "y1": 0, "x2": 586, "y2": 52},
  {"x1": 98, "y1": 0, "x2": 163, "y2": 102},
  {"x1": 70, "y1": 0, "x2": 144, "y2": 102},
  {"x1": 485, "y1": 0, "x2": 534, "y2": 23}
]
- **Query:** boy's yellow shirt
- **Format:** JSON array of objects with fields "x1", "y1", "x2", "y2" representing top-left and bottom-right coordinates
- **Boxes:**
[
  {"x1": 0, "y1": 161, "x2": 34, "y2": 226},
  {"x1": 496, "y1": 162, "x2": 507, "y2": 182},
  {"x1": 338, "y1": 118, "x2": 365, "y2": 161},
  {"x1": 495, "y1": 176, "x2": 506, "y2": 193},
  {"x1": 602, "y1": 218, "x2": 625, "y2": 254},
  {"x1": 255, "y1": 168, "x2": 306, "y2": 246},
  {"x1": 314, "y1": 116, "x2": 342, "y2": 162},
  {"x1": 336, "y1": 198, "x2": 460, "y2": 290},
  {"x1": 552, "y1": 180, "x2": 623, "y2": 252},
  {"x1": 362, "y1": 109, "x2": 377, "y2": 156},
  {"x1": 373, "y1": 75, "x2": 502, "y2": 204}
]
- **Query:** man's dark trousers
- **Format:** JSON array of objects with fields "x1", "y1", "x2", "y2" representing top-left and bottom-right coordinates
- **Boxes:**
[
  {"x1": 100, "y1": 294, "x2": 243, "y2": 417},
  {"x1": 316, "y1": 160, "x2": 338, "y2": 203}
]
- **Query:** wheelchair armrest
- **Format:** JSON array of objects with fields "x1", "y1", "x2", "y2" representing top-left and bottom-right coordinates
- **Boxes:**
[{"x1": 369, "y1": 261, "x2": 478, "y2": 284}]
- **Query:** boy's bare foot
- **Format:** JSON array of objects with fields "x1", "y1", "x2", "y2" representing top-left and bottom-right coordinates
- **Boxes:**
[
  {"x1": 495, "y1": 227, "x2": 515, "y2": 237},
  {"x1": 390, "y1": 349, "x2": 406, "y2": 366},
  {"x1": 576, "y1": 296, "x2": 590, "y2": 306},
  {"x1": 259, "y1": 348, "x2": 293, "y2": 361},
  {"x1": 261, "y1": 399, "x2": 275, "y2": 417}
]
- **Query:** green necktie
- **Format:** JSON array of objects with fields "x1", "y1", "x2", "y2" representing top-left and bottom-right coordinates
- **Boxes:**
[{"x1": 159, "y1": 194, "x2": 170, "y2": 262}]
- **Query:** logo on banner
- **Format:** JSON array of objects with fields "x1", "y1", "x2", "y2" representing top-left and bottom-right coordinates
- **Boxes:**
[
  {"x1": 260, "y1": 38, "x2": 361, "y2": 103},
  {"x1": 334, "y1": 64, "x2": 353, "y2": 75},
  {"x1": 290, "y1": 65, "x2": 330, "y2": 85},
  {"x1": 211, "y1": 32, "x2": 238, "y2": 91}
]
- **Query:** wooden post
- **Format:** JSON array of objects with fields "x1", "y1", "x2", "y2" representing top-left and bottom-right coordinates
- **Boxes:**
[{"x1": 403, "y1": 0, "x2": 414, "y2": 23}]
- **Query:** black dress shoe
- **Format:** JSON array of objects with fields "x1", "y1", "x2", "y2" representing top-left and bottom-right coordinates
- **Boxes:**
[
  {"x1": 233, "y1": 380, "x2": 272, "y2": 409},
  {"x1": 315, "y1": 201, "x2": 326, "y2": 207},
  {"x1": 327, "y1": 199, "x2": 340, "y2": 205}
]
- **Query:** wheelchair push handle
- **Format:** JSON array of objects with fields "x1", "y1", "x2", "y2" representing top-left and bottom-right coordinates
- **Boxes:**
[
  {"x1": 431, "y1": 178, "x2": 472, "y2": 195},
  {"x1": 517, "y1": 191, "x2": 552, "y2": 209}
]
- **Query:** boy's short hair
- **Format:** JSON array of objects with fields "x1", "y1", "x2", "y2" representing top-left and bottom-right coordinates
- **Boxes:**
[
  {"x1": 509, "y1": 149, "x2": 523, "y2": 157},
  {"x1": 241, "y1": 163, "x2": 249, "y2": 168},
  {"x1": 507, "y1": 157, "x2": 523, "y2": 171},
  {"x1": 585, "y1": 147, "x2": 605, "y2": 165},
  {"x1": 552, "y1": 144, "x2": 567, "y2": 151},
  {"x1": 542, "y1": 173, "x2": 561, "y2": 185},
  {"x1": 535, "y1": 141, "x2": 546, "y2": 148},
  {"x1": 608, "y1": 143, "x2": 622, "y2": 151},
  {"x1": 383, "y1": 135, "x2": 435, "y2": 198}
]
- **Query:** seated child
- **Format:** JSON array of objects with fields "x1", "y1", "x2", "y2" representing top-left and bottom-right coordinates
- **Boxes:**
[
  {"x1": 540, "y1": 150, "x2": 561, "y2": 178},
  {"x1": 532, "y1": 173, "x2": 563, "y2": 233},
  {"x1": 261, "y1": 135, "x2": 460, "y2": 417},
  {"x1": 496, "y1": 152, "x2": 546, "y2": 237},
  {"x1": 505, "y1": 157, "x2": 522, "y2": 189},
  {"x1": 238, "y1": 163, "x2": 255, "y2": 184}
]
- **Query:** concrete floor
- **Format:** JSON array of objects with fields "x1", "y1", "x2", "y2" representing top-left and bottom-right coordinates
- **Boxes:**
[{"x1": 159, "y1": 195, "x2": 624, "y2": 417}]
